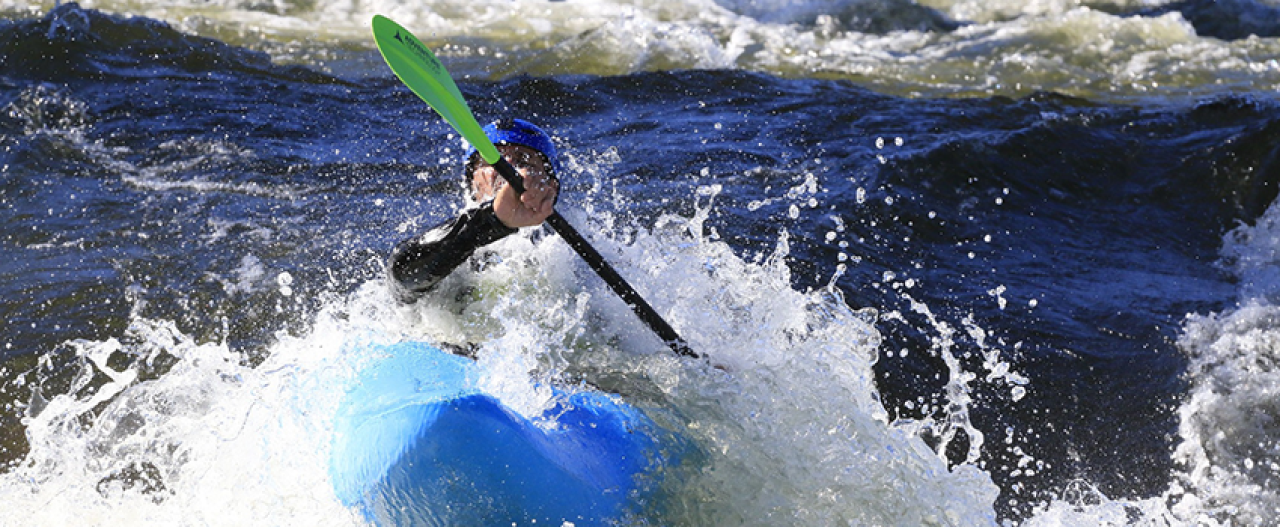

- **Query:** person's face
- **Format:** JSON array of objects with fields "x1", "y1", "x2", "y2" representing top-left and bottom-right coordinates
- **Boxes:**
[{"x1": 471, "y1": 144, "x2": 551, "y2": 200}]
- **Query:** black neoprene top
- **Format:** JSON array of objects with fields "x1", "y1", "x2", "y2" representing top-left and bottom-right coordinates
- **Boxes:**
[{"x1": 388, "y1": 201, "x2": 517, "y2": 302}]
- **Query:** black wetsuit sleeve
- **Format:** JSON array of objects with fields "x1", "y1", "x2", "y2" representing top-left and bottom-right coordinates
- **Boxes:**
[{"x1": 388, "y1": 202, "x2": 517, "y2": 301}]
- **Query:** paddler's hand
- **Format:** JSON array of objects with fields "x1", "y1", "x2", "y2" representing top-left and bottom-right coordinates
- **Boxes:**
[{"x1": 489, "y1": 161, "x2": 557, "y2": 229}]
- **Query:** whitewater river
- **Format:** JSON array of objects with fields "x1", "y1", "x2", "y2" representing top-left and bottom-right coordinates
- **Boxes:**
[{"x1": 2, "y1": 0, "x2": 1280, "y2": 524}]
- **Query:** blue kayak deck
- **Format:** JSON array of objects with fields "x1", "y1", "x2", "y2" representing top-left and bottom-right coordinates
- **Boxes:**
[{"x1": 329, "y1": 341, "x2": 669, "y2": 526}]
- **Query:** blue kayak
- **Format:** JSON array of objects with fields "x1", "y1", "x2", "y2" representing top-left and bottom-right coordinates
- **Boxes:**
[{"x1": 329, "y1": 341, "x2": 670, "y2": 526}]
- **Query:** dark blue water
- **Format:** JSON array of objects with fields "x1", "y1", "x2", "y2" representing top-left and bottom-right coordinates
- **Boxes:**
[{"x1": 3, "y1": 4, "x2": 1280, "y2": 524}]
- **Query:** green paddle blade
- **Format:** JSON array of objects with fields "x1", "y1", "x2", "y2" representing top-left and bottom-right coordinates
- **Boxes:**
[{"x1": 371, "y1": 15, "x2": 500, "y2": 164}]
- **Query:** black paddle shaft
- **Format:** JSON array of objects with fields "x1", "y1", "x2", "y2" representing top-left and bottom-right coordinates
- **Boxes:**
[{"x1": 492, "y1": 158, "x2": 699, "y2": 359}]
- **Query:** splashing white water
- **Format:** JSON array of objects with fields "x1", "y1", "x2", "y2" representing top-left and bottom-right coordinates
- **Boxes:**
[
  {"x1": 1164, "y1": 200, "x2": 1280, "y2": 525},
  {"x1": 1015, "y1": 196, "x2": 1280, "y2": 526},
  {"x1": 0, "y1": 184, "x2": 1007, "y2": 525},
  {"x1": 2, "y1": 316, "x2": 360, "y2": 525},
  {"x1": 4, "y1": 119, "x2": 1273, "y2": 525}
]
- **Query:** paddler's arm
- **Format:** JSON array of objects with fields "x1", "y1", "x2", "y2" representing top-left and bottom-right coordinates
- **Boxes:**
[{"x1": 388, "y1": 201, "x2": 517, "y2": 302}]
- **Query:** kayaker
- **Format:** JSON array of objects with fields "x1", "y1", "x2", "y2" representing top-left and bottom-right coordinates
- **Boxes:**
[{"x1": 388, "y1": 118, "x2": 560, "y2": 302}]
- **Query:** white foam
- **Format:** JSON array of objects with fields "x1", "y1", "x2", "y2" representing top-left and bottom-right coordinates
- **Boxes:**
[
  {"x1": 1222, "y1": 200, "x2": 1280, "y2": 303},
  {"x1": 450, "y1": 205, "x2": 1001, "y2": 523},
  {"x1": 1174, "y1": 302, "x2": 1280, "y2": 524},
  {"x1": 0, "y1": 186, "x2": 1004, "y2": 525},
  {"x1": 0, "y1": 315, "x2": 362, "y2": 526},
  {"x1": 18, "y1": 0, "x2": 1276, "y2": 102},
  {"x1": 1014, "y1": 198, "x2": 1280, "y2": 525},
  {"x1": 1153, "y1": 200, "x2": 1280, "y2": 525},
  {"x1": 921, "y1": 0, "x2": 1163, "y2": 24}
]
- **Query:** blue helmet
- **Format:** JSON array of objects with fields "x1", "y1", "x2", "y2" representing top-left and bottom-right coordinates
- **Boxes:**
[{"x1": 465, "y1": 118, "x2": 562, "y2": 179}]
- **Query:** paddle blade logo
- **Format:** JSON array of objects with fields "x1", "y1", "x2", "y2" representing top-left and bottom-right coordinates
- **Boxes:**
[
  {"x1": 371, "y1": 15, "x2": 501, "y2": 168},
  {"x1": 390, "y1": 30, "x2": 442, "y2": 76}
]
